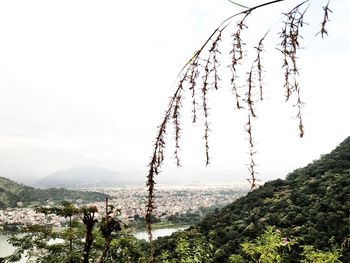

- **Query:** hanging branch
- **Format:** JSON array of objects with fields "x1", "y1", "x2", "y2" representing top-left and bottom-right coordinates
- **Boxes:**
[
  {"x1": 173, "y1": 79, "x2": 185, "y2": 167},
  {"x1": 188, "y1": 60, "x2": 200, "y2": 123},
  {"x1": 246, "y1": 67, "x2": 256, "y2": 118},
  {"x1": 295, "y1": 81, "x2": 305, "y2": 137},
  {"x1": 245, "y1": 112, "x2": 258, "y2": 190},
  {"x1": 202, "y1": 56, "x2": 212, "y2": 165},
  {"x1": 279, "y1": 1, "x2": 308, "y2": 101},
  {"x1": 210, "y1": 29, "x2": 223, "y2": 90},
  {"x1": 279, "y1": 1, "x2": 309, "y2": 137},
  {"x1": 230, "y1": 12, "x2": 250, "y2": 109},
  {"x1": 253, "y1": 32, "x2": 269, "y2": 101},
  {"x1": 245, "y1": 73, "x2": 258, "y2": 190},
  {"x1": 317, "y1": 1, "x2": 332, "y2": 38},
  {"x1": 146, "y1": 105, "x2": 171, "y2": 245},
  {"x1": 200, "y1": 28, "x2": 225, "y2": 165},
  {"x1": 145, "y1": 0, "x2": 331, "y2": 261},
  {"x1": 244, "y1": 33, "x2": 269, "y2": 188}
]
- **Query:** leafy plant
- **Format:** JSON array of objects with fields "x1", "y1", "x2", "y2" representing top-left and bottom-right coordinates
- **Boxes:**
[
  {"x1": 155, "y1": 230, "x2": 214, "y2": 263},
  {"x1": 240, "y1": 226, "x2": 297, "y2": 262},
  {"x1": 301, "y1": 245, "x2": 342, "y2": 263},
  {"x1": 98, "y1": 197, "x2": 123, "y2": 262}
]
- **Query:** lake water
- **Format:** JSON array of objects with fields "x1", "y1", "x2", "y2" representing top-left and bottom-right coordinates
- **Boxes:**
[
  {"x1": 134, "y1": 226, "x2": 188, "y2": 240},
  {"x1": 0, "y1": 235, "x2": 26, "y2": 262}
]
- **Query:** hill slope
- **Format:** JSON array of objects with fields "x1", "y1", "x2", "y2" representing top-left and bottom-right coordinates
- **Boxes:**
[
  {"x1": 0, "y1": 177, "x2": 106, "y2": 208},
  {"x1": 156, "y1": 136, "x2": 350, "y2": 261}
]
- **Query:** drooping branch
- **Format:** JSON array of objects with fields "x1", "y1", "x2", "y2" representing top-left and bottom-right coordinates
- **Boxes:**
[
  {"x1": 146, "y1": 77, "x2": 186, "y2": 260},
  {"x1": 201, "y1": 56, "x2": 211, "y2": 165},
  {"x1": 188, "y1": 60, "x2": 200, "y2": 123},
  {"x1": 245, "y1": 112, "x2": 258, "y2": 190},
  {"x1": 210, "y1": 29, "x2": 223, "y2": 91},
  {"x1": 173, "y1": 79, "x2": 185, "y2": 167},
  {"x1": 230, "y1": 12, "x2": 250, "y2": 109},
  {"x1": 145, "y1": 0, "x2": 331, "y2": 261},
  {"x1": 244, "y1": 34, "x2": 268, "y2": 189},
  {"x1": 317, "y1": 1, "x2": 332, "y2": 38},
  {"x1": 279, "y1": 1, "x2": 309, "y2": 137},
  {"x1": 253, "y1": 32, "x2": 269, "y2": 101}
]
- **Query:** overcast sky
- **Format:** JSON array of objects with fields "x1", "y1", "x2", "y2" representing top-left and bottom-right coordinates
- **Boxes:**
[{"x1": 0, "y1": 0, "x2": 349, "y2": 184}]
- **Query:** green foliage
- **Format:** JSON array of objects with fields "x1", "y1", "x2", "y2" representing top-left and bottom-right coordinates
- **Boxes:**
[
  {"x1": 2, "y1": 224, "x2": 82, "y2": 263},
  {"x1": 155, "y1": 229, "x2": 213, "y2": 263},
  {"x1": 227, "y1": 254, "x2": 243, "y2": 263},
  {"x1": 2, "y1": 137, "x2": 350, "y2": 262},
  {"x1": 155, "y1": 136, "x2": 350, "y2": 262},
  {"x1": 227, "y1": 228, "x2": 342, "y2": 263},
  {"x1": 165, "y1": 205, "x2": 224, "y2": 226},
  {"x1": 240, "y1": 226, "x2": 296, "y2": 262},
  {"x1": 106, "y1": 234, "x2": 148, "y2": 263},
  {"x1": 0, "y1": 177, "x2": 105, "y2": 208},
  {"x1": 301, "y1": 245, "x2": 342, "y2": 263}
]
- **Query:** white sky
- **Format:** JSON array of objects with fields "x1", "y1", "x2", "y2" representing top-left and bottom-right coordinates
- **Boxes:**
[{"x1": 0, "y1": 0, "x2": 349, "y2": 184}]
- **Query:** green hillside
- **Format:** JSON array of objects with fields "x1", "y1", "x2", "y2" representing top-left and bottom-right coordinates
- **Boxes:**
[
  {"x1": 155, "y1": 137, "x2": 350, "y2": 262},
  {"x1": 0, "y1": 177, "x2": 106, "y2": 208}
]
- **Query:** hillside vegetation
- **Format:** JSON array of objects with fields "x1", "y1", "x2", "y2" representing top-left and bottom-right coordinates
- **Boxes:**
[
  {"x1": 155, "y1": 137, "x2": 350, "y2": 262},
  {"x1": 2, "y1": 137, "x2": 349, "y2": 262},
  {"x1": 0, "y1": 177, "x2": 106, "y2": 208}
]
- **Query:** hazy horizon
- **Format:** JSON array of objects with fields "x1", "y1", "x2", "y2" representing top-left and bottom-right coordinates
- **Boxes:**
[{"x1": 0, "y1": 1, "x2": 349, "y2": 187}]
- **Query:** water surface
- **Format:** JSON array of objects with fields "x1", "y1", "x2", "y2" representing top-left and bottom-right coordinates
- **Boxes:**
[
  {"x1": 134, "y1": 226, "x2": 188, "y2": 240},
  {"x1": 0, "y1": 235, "x2": 26, "y2": 262}
]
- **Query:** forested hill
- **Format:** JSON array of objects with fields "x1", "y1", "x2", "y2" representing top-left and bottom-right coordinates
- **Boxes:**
[
  {"x1": 0, "y1": 177, "x2": 106, "y2": 208},
  {"x1": 156, "y1": 136, "x2": 350, "y2": 262}
]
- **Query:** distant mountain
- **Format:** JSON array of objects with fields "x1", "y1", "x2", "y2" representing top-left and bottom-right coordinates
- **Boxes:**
[
  {"x1": 34, "y1": 166, "x2": 144, "y2": 189},
  {"x1": 0, "y1": 177, "x2": 106, "y2": 208},
  {"x1": 155, "y1": 136, "x2": 350, "y2": 262}
]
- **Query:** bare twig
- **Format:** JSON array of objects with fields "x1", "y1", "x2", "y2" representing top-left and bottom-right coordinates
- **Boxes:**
[
  {"x1": 230, "y1": 12, "x2": 250, "y2": 109},
  {"x1": 316, "y1": 1, "x2": 332, "y2": 38}
]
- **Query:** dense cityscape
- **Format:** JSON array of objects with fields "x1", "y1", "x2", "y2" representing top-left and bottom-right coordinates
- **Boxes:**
[{"x1": 0, "y1": 184, "x2": 249, "y2": 227}]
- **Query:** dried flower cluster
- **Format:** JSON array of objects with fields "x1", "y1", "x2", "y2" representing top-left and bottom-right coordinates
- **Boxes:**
[{"x1": 145, "y1": 0, "x2": 332, "y2": 260}]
